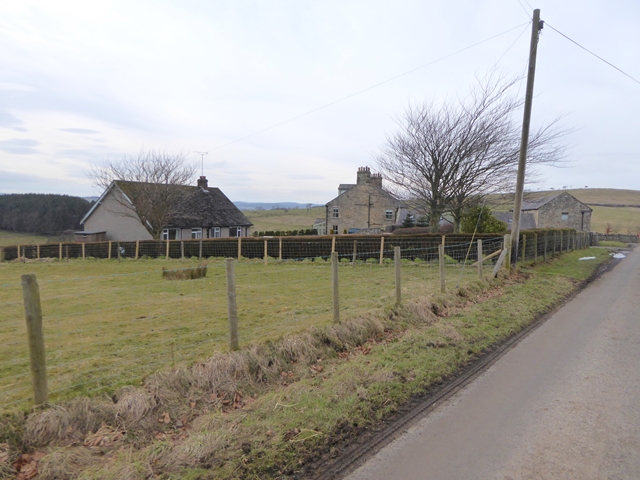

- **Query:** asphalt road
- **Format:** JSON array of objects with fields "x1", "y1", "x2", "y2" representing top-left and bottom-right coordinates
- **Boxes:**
[{"x1": 347, "y1": 248, "x2": 640, "y2": 480}]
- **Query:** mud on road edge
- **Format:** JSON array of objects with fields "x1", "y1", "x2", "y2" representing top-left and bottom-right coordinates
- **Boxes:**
[{"x1": 307, "y1": 256, "x2": 619, "y2": 480}]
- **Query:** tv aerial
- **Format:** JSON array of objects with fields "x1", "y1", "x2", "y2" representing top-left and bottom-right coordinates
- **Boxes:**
[{"x1": 194, "y1": 151, "x2": 208, "y2": 176}]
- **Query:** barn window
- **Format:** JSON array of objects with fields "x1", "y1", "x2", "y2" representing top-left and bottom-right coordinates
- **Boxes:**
[{"x1": 561, "y1": 212, "x2": 569, "y2": 221}]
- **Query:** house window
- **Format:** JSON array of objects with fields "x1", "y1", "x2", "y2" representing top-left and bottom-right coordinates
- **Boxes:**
[
  {"x1": 162, "y1": 228, "x2": 180, "y2": 240},
  {"x1": 385, "y1": 210, "x2": 394, "y2": 221},
  {"x1": 191, "y1": 228, "x2": 202, "y2": 239},
  {"x1": 229, "y1": 227, "x2": 243, "y2": 238},
  {"x1": 212, "y1": 227, "x2": 221, "y2": 238},
  {"x1": 561, "y1": 212, "x2": 569, "y2": 221},
  {"x1": 332, "y1": 207, "x2": 339, "y2": 218},
  {"x1": 333, "y1": 225, "x2": 339, "y2": 234}
]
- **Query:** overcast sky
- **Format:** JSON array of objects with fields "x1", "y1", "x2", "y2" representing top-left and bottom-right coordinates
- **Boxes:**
[{"x1": 1, "y1": 0, "x2": 638, "y2": 202}]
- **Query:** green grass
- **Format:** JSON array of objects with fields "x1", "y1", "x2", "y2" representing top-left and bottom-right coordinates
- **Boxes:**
[
  {"x1": 589, "y1": 205, "x2": 640, "y2": 234},
  {"x1": 245, "y1": 207, "x2": 324, "y2": 233},
  {"x1": 597, "y1": 240, "x2": 630, "y2": 247},
  {"x1": 0, "y1": 256, "x2": 481, "y2": 410},
  {"x1": 0, "y1": 230, "x2": 49, "y2": 247}
]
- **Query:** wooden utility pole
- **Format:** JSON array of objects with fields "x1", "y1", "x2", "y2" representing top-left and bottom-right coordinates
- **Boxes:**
[{"x1": 511, "y1": 8, "x2": 542, "y2": 264}]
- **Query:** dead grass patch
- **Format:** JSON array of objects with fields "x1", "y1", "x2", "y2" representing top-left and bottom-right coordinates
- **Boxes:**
[{"x1": 161, "y1": 263, "x2": 207, "y2": 280}]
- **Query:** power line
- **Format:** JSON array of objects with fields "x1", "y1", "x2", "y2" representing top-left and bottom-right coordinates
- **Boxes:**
[
  {"x1": 546, "y1": 22, "x2": 640, "y2": 86},
  {"x1": 211, "y1": 22, "x2": 529, "y2": 152}
]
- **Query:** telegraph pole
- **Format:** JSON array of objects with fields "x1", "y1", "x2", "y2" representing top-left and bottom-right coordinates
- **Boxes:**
[{"x1": 511, "y1": 8, "x2": 542, "y2": 264}]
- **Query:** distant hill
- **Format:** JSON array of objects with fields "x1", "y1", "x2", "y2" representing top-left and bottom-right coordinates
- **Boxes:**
[{"x1": 233, "y1": 201, "x2": 322, "y2": 211}]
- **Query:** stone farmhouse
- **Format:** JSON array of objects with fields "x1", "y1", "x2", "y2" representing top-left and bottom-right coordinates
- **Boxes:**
[
  {"x1": 494, "y1": 191, "x2": 592, "y2": 232},
  {"x1": 325, "y1": 167, "x2": 407, "y2": 234},
  {"x1": 80, "y1": 176, "x2": 252, "y2": 241}
]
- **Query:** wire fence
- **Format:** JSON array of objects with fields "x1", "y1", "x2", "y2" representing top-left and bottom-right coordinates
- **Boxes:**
[{"x1": 0, "y1": 230, "x2": 587, "y2": 410}]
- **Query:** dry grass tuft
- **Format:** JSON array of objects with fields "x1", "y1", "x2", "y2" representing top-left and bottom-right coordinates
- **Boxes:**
[
  {"x1": 161, "y1": 263, "x2": 207, "y2": 280},
  {"x1": 37, "y1": 446, "x2": 97, "y2": 480},
  {"x1": 151, "y1": 432, "x2": 230, "y2": 471},
  {"x1": 114, "y1": 387, "x2": 154, "y2": 424},
  {"x1": 403, "y1": 299, "x2": 438, "y2": 324},
  {"x1": 24, "y1": 398, "x2": 117, "y2": 446}
]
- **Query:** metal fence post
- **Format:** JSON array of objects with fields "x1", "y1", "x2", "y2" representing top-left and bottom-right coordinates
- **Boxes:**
[{"x1": 21, "y1": 274, "x2": 48, "y2": 405}]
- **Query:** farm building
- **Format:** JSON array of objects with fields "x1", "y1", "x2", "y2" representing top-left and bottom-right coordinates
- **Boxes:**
[
  {"x1": 495, "y1": 191, "x2": 592, "y2": 232},
  {"x1": 80, "y1": 176, "x2": 252, "y2": 241}
]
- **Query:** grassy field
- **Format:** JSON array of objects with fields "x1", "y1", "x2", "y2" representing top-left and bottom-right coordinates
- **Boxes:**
[
  {"x1": 244, "y1": 206, "x2": 324, "y2": 233},
  {"x1": 0, "y1": 245, "x2": 609, "y2": 479},
  {"x1": 590, "y1": 205, "x2": 640, "y2": 234},
  {"x1": 0, "y1": 230, "x2": 49, "y2": 247},
  {"x1": 0, "y1": 255, "x2": 482, "y2": 410}
]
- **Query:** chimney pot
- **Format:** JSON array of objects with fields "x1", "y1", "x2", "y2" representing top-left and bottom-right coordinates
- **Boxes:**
[{"x1": 197, "y1": 176, "x2": 208, "y2": 189}]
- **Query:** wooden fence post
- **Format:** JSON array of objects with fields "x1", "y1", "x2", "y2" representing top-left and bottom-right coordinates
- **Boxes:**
[
  {"x1": 559, "y1": 231, "x2": 563, "y2": 253},
  {"x1": 279, "y1": 237, "x2": 282, "y2": 261},
  {"x1": 117, "y1": 242, "x2": 121, "y2": 262},
  {"x1": 17, "y1": 245, "x2": 21, "y2": 260},
  {"x1": 237, "y1": 237, "x2": 242, "y2": 261},
  {"x1": 21, "y1": 274, "x2": 48, "y2": 405},
  {"x1": 263, "y1": 240, "x2": 268, "y2": 266},
  {"x1": 533, "y1": 234, "x2": 538, "y2": 263},
  {"x1": 503, "y1": 234, "x2": 511, "y2": 270},
  {"x1": 65, "y1": 245, "x2": 69, "y2": 263},
  {"x1": 331, "y1": 236, "x2": 336, "y2": 254},
  {"x1": 108, "y1": 241, "x2": 112, "y2": 260},
  {"x1": 477, "y1": 239, "x2": 483, "y2": 279},
  {"x1": 199, "y1": 239, "x2": 203, "y2": 260},
  {"x1": 134, "y1": 241, "x2": 139, "y2": 260},
  {"x1": 379, "y1": 236, "x2": 385, "y2": 265},
  {"x1": 59, "y1": 243, "x2": 62, "y2": 261},
  {"x1": 166, "y1": 240, "x2": 170, "y2": 259},
  {"x1": 438, "y1": 244, "x2": 446, "y2": 293},
  {"x1": 82, "y1": 243, "x2": 86, "y2": 260},
  {"x1": 352, "y1": 240, "x2": 357, "y2": 267},
  {"x1": 394, "y1": 246, "x2": 401, "y2": 304},
  {"x1": 544, "y1": 233, "x2": 548, "y2": 261},
  {"x1": 332, "y1": 252, "x2": 340, "y2": 323},
  {"x1": 180, "y1": 241, "x2": 185, "y2": 261},
  {"x1": 521, "y1": 234, "x2": 526, "y2": 266},
  {"x1": 225, "y1": 258, "x2": 239, "y2": 351}
]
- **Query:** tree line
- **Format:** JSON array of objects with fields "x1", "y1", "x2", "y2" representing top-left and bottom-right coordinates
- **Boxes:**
[{"x1": 0, "y1": 194, "x2": 91, "y2": 234}]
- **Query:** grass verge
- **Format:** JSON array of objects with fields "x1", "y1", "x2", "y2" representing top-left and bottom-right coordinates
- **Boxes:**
[{"x1": 0, "y1": 248, "x2": 611, "y2": 479}]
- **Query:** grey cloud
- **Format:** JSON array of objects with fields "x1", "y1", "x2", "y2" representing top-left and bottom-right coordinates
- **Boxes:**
[
  {"x1": 0, "y1": 138, "x2": 40, "y2": 154},
  {"x1": 59, "y1": 128, "x2": 101, "y2": 134},
  {"x1": 0, "y1": 111, "x2": 24, "y2": 128},
  {"x1": 12, "y1": 127, "x2": 28, "y2": 132}
]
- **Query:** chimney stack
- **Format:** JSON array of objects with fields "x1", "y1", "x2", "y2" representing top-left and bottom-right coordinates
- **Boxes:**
[
  {"x1": 371, "y1": 172, "x2": 382, "y2": 188},
  {"x1": 356, "y1": 166, "x2": 371, "y2": 185},
  {"x1": 197, "y1": 176, "x2": 208, "y2": 189}
]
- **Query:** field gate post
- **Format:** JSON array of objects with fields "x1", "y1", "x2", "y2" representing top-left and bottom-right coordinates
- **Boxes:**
[
  {"x1": 21, "y1": 274, "x2": 48, "y2": 405},
  {"x1": 438, "y1": 244, "x2": 446, "y2": 293},
  {"x1": 379, "y1": 236, "x2": 385, "y2": 265},
  {"x1": 225, "y1": 258, "x2": 239, "y2": 351},
  {"x1": 477, "y1": 239, "x2": 483, "y2": 279},
  {"x1": 331, "y1": 252, "x2": 340, "y2": 323},
  {"x1": 394, "y1": 246, "x2": 401, "y2": 304}
]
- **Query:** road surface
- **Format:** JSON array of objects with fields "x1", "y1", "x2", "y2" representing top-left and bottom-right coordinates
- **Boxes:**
[{"x1": 347, "y1": 248, "x2": 640, "y2": 480}]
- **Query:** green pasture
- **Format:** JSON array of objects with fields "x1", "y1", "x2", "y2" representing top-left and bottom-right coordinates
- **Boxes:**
[{"x1": 0, "y1": 255, "x2": 481, "y2": 410}]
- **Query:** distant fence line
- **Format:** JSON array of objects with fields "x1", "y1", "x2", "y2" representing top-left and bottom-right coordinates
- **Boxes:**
[
  {"x1": 591, "y1": 233, "x2": 639, "y2": 244},
  {"x1": 0, "y1": 229, "x2": 584, "y2": 264}
]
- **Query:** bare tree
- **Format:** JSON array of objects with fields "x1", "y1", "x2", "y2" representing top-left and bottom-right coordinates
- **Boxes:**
[
  {"x1": 377, "y1": 72, "x2": 568, "y2": 232},
  {"x1": 89, "y1": 150, "x2": 197, "y2": 239}
]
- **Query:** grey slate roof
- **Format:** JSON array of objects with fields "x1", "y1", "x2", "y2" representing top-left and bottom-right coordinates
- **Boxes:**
[
  {"x1": 521, "y1": 193, "x2": 562, "y2": 211},
  {"x1": 169, "y1": 186, "x2": 252, "y2": 228},
  {"x1": 493, "y1": 212, "x2": 537, "y2": 230}
]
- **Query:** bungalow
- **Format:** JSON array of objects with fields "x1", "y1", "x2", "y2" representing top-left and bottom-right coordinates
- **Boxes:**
[{"x1": 81, "y1": 176, "x2": 252, "y2": 241}]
